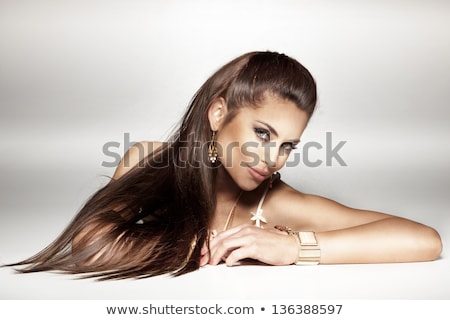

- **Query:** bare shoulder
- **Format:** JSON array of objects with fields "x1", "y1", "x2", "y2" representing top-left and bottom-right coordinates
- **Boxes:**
[
  {"x1": 266, "y1": 180, "x2": 392, "y2": 232},
  {"x1": 112, "y1": 141, "x2": 163, "y2": 180},
  {"x1": 268, "y1": 180, "x2": 336, "y2": 209}
]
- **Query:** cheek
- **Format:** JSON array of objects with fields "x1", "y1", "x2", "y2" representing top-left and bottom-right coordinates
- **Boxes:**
[
  {"x1": 219, "y1": 142, "x2": 259, "y2": 169},
  {"x1": 216, "y1": 129, "x2": 256, "y2": 167},
  {"x1": 216, "y1": 131, "x2": 240, "y2": 167},
  {"x1": 275, "y1": 152, "x2": 291, "y2": 170}
]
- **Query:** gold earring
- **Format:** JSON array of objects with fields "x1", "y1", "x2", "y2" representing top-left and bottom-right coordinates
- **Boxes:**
[
  {"x1": 208, "y1": 131, "x2": 218, "y2": 163},
  {"x1": 269, "y1": 172, "x2": 278, "y2": 189}
]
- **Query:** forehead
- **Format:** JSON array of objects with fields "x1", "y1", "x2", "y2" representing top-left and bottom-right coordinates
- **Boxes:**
[{"x1": 235, "y1": 95, "x2": 309, "y2": 138}]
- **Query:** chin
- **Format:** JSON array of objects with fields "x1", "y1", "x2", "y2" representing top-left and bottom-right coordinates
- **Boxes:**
[{"x1": 236, "y1": 179, "x2": 265, "y2": 192}]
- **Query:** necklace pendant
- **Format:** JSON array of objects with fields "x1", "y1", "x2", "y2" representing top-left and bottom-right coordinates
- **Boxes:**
[{"x1": 250, "y1": 208, "x2": 267, "y2": 228}]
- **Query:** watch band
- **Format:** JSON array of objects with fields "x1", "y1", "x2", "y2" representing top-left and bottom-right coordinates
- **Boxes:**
[
  {"x1": 293, "y1": 231, "x2": 321, "y2": 265},
  {"x1": 274, "y1": 225, "x2": 321, "y2": 266}
]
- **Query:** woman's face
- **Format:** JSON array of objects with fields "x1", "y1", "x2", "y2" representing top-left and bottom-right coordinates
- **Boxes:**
[{"x1": 216, "y1": 94, "x2": 309, "y2": 191}]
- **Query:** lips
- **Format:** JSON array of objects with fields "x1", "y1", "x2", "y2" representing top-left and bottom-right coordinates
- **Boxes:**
[{"x1": 248, "y1": 166, "x2": 270, "y2": 182}]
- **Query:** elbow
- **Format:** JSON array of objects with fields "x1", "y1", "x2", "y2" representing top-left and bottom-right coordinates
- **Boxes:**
[
  {"x1": 419, "y1": 226, "x2": 443, "y2": 261},
  {"x1": 430, "y1": 227, "x2": 443, "y2": 260}
]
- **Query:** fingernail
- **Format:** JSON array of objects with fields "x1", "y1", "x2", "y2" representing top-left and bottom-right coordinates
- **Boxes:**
[{"x1": 200, "y1": 255, "x2": 208, "y2": 267}]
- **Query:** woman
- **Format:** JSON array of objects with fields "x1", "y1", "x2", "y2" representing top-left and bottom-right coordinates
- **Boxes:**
[{"x1": 8, "y1": 51, "x2": 442, "y2": 280}]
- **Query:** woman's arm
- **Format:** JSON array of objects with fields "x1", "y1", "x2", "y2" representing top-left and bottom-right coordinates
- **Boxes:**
[
  {"x1": 284, "y1": 187, "x2": 442, "y2": 263},
  {"x1": 316, "y1": 214, "x2": 442, "y2": 264},
  {"x1": 204, "y1": 185, "x2": 442, "y2": 266}
]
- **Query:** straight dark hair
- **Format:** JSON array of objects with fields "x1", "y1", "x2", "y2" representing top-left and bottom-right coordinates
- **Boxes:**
[{"x1": 6, "y1": 51, "x2": 317, "y2": 280}]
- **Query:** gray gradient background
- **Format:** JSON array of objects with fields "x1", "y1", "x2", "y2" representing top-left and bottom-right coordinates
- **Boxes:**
[{"x1": 1, "y1": 0, "x2": 449, "y2": 299}]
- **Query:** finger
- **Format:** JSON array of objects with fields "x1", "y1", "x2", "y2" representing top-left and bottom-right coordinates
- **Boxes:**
[
  {"x1": 209, "y1": 224, "x2": 249, "y2": 246},
  {"x1": 208, "y1": 226, "x2": 251, "y2": 262},
  {"x1": 200, "y1": 251, "x2": 210, "y2": 266},
  {"x1": 209, "y1": 224, "x2": 259, "y2": 255},
  {"x1": 225, "y1": 245, "x2": 257, "y2": 266},
  {"x1": 209, "y1": 232, "x2": 255, "y2": 265},
  {"x1": 200, "y1": 243, "x2": 208, "y2": 256},
  {"x1": 208, "y1": 244, "x2": 236, "y2": 265},
  {"x1": 219, "y1": 228, "x2": 298, "y2": 266},
  {"x1": 199, "y1": 242, "x2": 210, "y2": 266}
]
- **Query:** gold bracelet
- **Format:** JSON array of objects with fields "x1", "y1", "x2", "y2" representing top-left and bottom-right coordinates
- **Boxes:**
[{"x1": 274, "y1": 225, "x2": 321, "y2": 265}]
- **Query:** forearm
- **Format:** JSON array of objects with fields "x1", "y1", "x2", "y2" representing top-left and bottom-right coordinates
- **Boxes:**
[{"x1": 316, "y1": 217, "x2": 442, "y2": 264}]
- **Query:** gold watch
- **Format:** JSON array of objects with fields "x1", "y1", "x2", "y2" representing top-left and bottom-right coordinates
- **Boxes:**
[
  {"x1": 293, "y1": 231, "x2": 321, "y2": 265},
  {"x1": 274, "y1": 225, "x2": 321, "y2": 266}
]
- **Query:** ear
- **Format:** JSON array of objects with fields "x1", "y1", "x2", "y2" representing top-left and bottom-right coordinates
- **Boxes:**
[{"x1": 207, "y1": 97, "x2": 228, "y2": 131}]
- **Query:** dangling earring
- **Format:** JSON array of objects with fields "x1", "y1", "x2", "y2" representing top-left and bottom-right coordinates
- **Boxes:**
[
  {"x1": 208, "y1": 131, "x2": 218, "y2": 164},
  {"x1": 269, "y1": 172, "x2": 278, "y2": 189}
]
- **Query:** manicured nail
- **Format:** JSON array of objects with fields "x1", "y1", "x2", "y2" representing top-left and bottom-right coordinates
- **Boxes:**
[{"x1": 200, "y1": 255, "x2": 209, "y2": 266}]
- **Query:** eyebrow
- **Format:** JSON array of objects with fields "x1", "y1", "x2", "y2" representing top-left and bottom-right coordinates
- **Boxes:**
[
  {"x1": 256, "y1": 120, "x2": 279, "y2": 137},
  {"x1": 256, "y1": 120, "x2": 301, "y2": 144}
]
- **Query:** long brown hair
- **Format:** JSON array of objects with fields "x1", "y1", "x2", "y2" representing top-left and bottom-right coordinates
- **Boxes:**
[{"x1": 6, "y1": 51, "x2": 317, "y2": 280}]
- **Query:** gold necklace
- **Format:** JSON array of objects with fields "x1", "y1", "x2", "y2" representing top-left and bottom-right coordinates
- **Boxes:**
[{"x1": 222, "y1": 190, "x2": 243, "y2": 231}]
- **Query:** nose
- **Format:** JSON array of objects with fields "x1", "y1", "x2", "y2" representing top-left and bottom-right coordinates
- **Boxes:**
[{"x1": 261, "y1": 142, "x2": 278, "y2": 168}]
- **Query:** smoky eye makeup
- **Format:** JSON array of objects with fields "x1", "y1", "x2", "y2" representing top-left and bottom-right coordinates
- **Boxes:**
[
  {"x1": 254, "y1": 127, "x2": 270, "y2": 142},
  {"x1": 253, "y1": 121, "x2": 300, "y2": 152},
  {"x1": 283, "y1": 142, "x2": 297, "y2": 150}
]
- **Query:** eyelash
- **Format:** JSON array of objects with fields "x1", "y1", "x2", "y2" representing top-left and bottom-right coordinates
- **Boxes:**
[
  {"x1": 254, "y1": 127, "x2": 270, "y2": 142},
  {"x1": 282, "y1": 143, "x2": 297, "y2": 152},
  {"x1": 254, "y1": 127, "x2": 297, "y2": 151}
]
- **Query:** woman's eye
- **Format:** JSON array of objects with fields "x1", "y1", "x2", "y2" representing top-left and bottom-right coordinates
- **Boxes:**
[
  {"x1": 280, "y1": 143, "x2": 297, "y2": 154},
  {"x1": 254, "y1": 128, "x2": 270, "y2": 142}
]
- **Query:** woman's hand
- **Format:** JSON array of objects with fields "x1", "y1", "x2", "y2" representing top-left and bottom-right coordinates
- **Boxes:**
[{"x1": 200, "y1": 225, "x2": 298, "y2": 267}]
